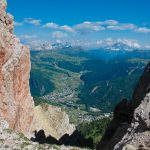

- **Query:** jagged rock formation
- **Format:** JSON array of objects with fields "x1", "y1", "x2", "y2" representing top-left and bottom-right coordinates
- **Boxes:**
[
  {"x1": 114, "y1": 94, "x2": 150, "y2": 149},
  {"x1": 131, "y1": 61, "x2": 150, "y2": 109},
  {"x1": 114, "y1": 62, "x2": 150, "y2": 150},
  {"x1": 33, "y1": 104, "x2": 93, "y2": 148},
  {"x1": 97, "y1": 62, "x2": 150, "y2": 150},
  {"x1": 0, "y1": 117, "x2": 88, "y2": 150},
  {"x1": 0, "y1": 0, "x2": 34, "y2": 135},
  {"x1": 34, "y1": 104, "x2": 75, "y2": 140}
]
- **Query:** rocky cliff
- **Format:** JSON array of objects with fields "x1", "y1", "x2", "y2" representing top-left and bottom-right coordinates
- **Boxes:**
[
  {"x1": 34, "y1": 104, "x2": 75, "y2": 140},
  {"x1": 0, "y1": 117, "x2": 88, "y2": 150},
  {"x1": 114, "y1": 62, "x2": 150, "y2": 150},
  {"x1": 0, "y1": 0, "x2": 34, "y2": 135},
  {"x1": 97, "y1": 62, "x2": 150, "y2": 150}
]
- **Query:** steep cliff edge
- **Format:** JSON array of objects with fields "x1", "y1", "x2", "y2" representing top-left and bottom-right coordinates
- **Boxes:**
[
  {"x1": 131, "y1": 61, "x2": 150, "y2": 109},
  {"x1": 97, "y1": 62, "x2": 150, "y2": 150},
  {"x1": 0, "y1": 0, "x2": 34, "y2": 135},
  {"x1": 114, "y1": 62, "x2": 150, "y2": 150}
]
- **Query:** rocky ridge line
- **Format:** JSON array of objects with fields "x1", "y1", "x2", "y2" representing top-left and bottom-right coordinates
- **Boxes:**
[{"x1": 97, "y1": 62, "x2": 150, "y2": 150}]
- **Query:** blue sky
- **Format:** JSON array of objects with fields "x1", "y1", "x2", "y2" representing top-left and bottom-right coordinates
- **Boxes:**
[{"x1": 7, "y1": 0, "x2": 150, "y2": 49}]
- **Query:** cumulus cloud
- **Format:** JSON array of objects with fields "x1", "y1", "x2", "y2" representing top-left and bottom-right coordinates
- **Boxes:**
[
  {"x1": 74, "y1": 21, "x2": 105, "y2": 34},
  {"x1": 43, "y1": 23, "x2": 75, "y2": 33},
  {"x1": 43, "y1": 22, "x2": 59, "y2": 29},
  {"x1": 107, "y1": 23, "x2": 136, "y2": 30},
  {"x1": 43, "y1": 21, "x2": 108, "y2": 34},
  {"x1": 24, "y1": 18, "x2": 41, "y2": 26},
  {"x1": 100, "y1": 20, "x2": 119, "y2": 25},
  {"x1": 61, "y1": 25, "x2": 75, "y2": 33},
  {"x1": 52, "y1": 31, "x2": 68, "y2": 39},
  {"x1": 41, "y1": 20, "x2": 150, "y2": 35},
  {"x1": 15, "y1": 18, "x2": 150, "y2": 36},
  {"x1": 135, "y1": 27, "x2": 150, "y2": 34}
]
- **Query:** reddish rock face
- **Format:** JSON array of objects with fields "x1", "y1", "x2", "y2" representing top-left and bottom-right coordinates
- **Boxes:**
[{"x1": 0, "y1": 0, "x2": 34, "y2": 136}]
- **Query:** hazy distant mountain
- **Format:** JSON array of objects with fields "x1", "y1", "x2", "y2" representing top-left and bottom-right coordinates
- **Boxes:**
[
  {"x1": 29, "y1": 40, "x2": 150, "y2": 51},
  {"x1": 104, "y1": 42, "x2": 138, "y2": 51}
]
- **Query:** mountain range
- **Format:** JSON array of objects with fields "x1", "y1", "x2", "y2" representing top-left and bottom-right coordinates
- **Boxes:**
[{"x1": 28, "y1": 40, "x2": 150, "y2": 51}]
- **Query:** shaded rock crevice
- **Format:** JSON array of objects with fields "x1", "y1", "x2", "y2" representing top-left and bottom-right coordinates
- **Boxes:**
[
  {"x1": 31, "y1": 129, "x2": 94, "y2": 149},
  {"x1": 97, "y1": 61, "x2": 150, "y2": 150}
]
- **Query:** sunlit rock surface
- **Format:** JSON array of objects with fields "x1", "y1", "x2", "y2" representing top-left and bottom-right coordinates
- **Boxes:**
[
  {"x1": 34, "y1": 104, "x2": 75, "y2": 140},
  {"x1": 0, "y1": 0, "x2": 34, "y2": 136}
]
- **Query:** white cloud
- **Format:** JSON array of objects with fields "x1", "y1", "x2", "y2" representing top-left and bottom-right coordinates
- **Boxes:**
[
  {"x1": 43, "y1": 21, "x2": 108, "y2": 34},
  {"x1": 135, "y1": 27, "x2": 150, "y2": 34},
  {"x1": 14, "y1": 17, "x2": 150, "y2": 36},
  {"x1": 24, "y1": 18, "x2": 41, "y2": 26},
  {"x1": 14, "y1": 21, "x2": 23, "y2": 26},
  {"x1": 107, "y1": 23, "x2": 136, "y2": 30},
  {"x1": 42, "y1": 20, "x2": 150, "y2": 35},
  {"x1": 52, "y1": 31, "x2": 68, "y2": 39},
  {"x1": 43, "y1": 22, "x2": 59, "y2": 29},
  {"x1": 100, "y1": 20, "x2": 119, "y2": 25},
  {"x1": 43, "y1": 23, "x2": 75, "y2": 33},
  {"x1": 74, "y1": 21, "x2": 105, "y2": 34},
  {"x1": 61, "y1": 25, "x2": 75, "y2": 33}
]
